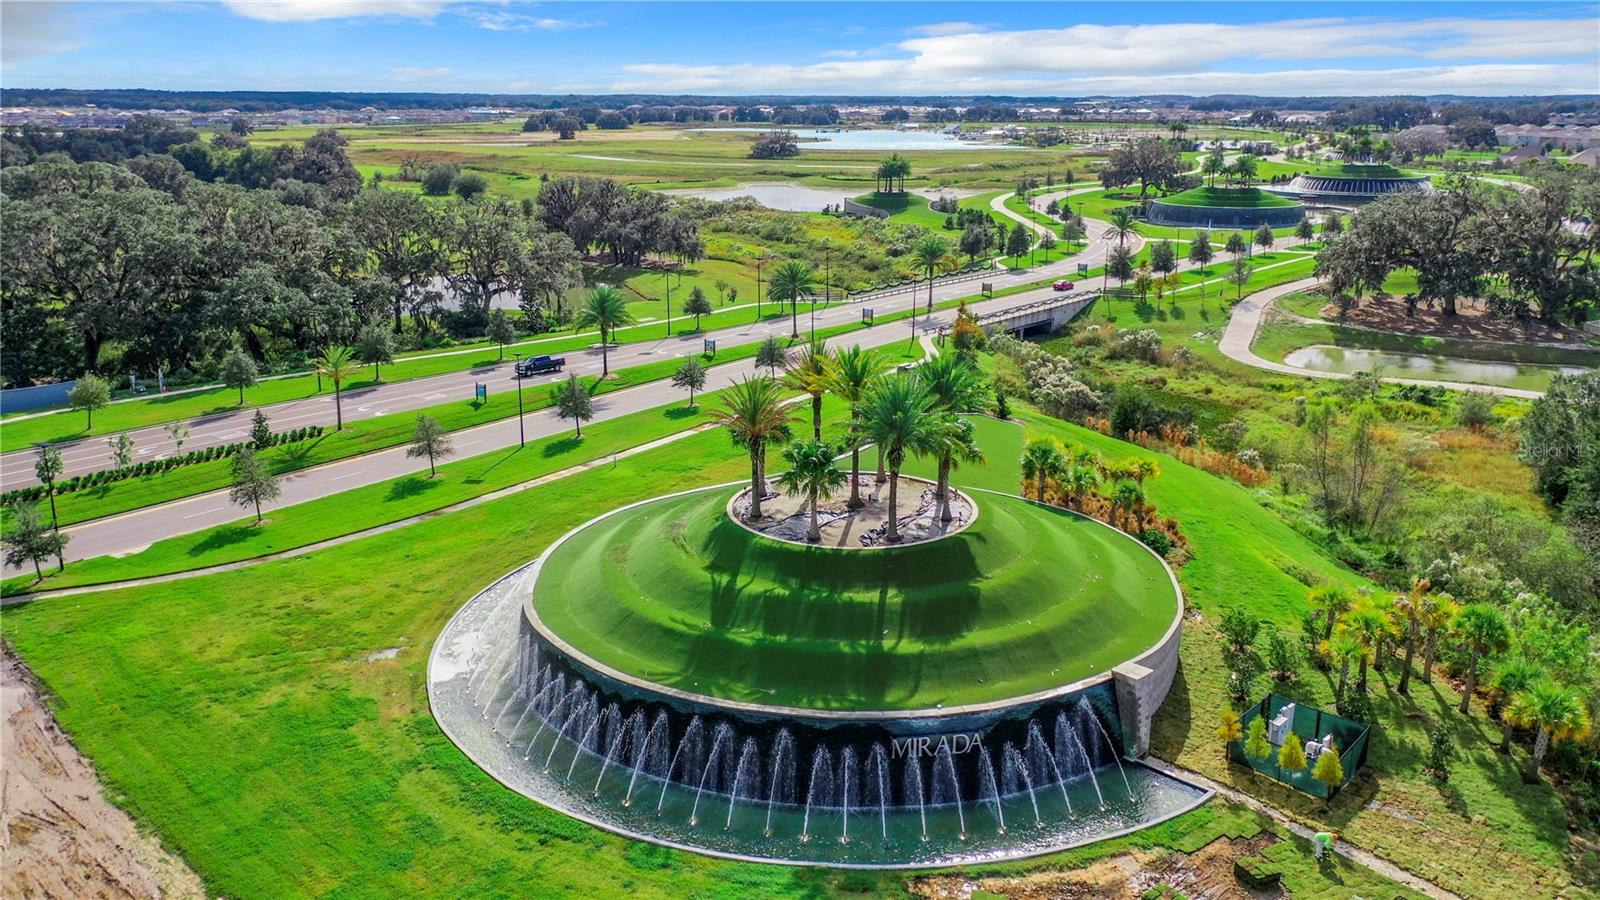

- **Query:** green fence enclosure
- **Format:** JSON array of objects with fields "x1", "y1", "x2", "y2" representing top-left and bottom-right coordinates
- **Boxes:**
[{"x1": 1228, "y1": 693, "x2": 1370, "y2": 799}]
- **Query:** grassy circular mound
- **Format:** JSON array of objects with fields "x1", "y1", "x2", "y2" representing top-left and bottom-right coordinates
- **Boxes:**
[
  {"x1": 531, "y1": 485, "x2": 1179, "y2": 711},
  {"x1": 1158, "y1": 186, "x2": 1299, "y2": 208},
  {"x1": 1306, "y1": 162, "x2": 1412, "y2": 180}
]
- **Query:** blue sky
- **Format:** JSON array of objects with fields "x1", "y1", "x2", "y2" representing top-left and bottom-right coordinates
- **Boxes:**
[{"x1": 4, "y1": 2, "x2": 1597, "y2": 97}]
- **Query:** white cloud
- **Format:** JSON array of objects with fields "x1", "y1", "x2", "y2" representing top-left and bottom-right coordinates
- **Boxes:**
[
  {"x1": 219, "y1": 1, "x2": 447, "y2": 22},
  {"x1": 391, "y1": 66, "x2": 453, "y2": 78},
  {"x1": 1, "y1": 0, "x2": 89, "y2": 65},
  {"x1": 614, "y1": 15, "x2": 1598, "y2": 96},
  {"x1": 907, "y1": 21, "x2": 991, "y2": 37},
  {"x1": 455, "y1": 7, "x2": 597, "y2": 32}
]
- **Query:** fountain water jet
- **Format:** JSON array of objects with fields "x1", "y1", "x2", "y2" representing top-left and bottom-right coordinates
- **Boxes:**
[
  {"x1": 801, "y1": 746, "x2": 833, "y2": 843},
  {"x1": 727, "y1": 738, "x2": 761, "y2": 830},
  {"x1": 624, "y1": 711, "x2": 670, "y2": 807},
  {"x1": 690, "y1": 723, "x2": 733, "y2": 826}
]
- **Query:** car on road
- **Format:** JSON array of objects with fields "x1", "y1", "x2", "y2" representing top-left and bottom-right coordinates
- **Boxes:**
[
  {"x1": 1052, "y1": 280, "x2": 1076, "y2": 292},
  {"x1": 514, "y1": 355, "x2": 566, "y2": 377}
]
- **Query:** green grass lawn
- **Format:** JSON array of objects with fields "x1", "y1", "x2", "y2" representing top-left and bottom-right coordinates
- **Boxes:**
[
  {"x1": 849, "y1": 191, "x2": 950, "y2": 229},
  {"x1": 1155, "y1": 186, "x2": 1299, "y2": 208},
  {"x1": 1, "y1": 383, "x2": 1573, "y2": 897},
  {"x1": 533, "y1": 483, "x2": 1176, "y2": 710}
]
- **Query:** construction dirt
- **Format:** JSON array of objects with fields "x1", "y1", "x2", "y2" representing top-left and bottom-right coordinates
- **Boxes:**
[{"x1": 1, "y1": 649, "x2": 205, "y2": 899}]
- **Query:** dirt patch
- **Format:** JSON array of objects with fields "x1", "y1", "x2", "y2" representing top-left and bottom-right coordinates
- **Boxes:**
[
  {"x1": 910, "y1": 834, "x2": 1281, "y2": 899},
  {"x1": 1, "y1": 649, "x2": 206, "y2": 899},
  {"x1": 1322, "y1": 295, "x2": 1588, "y2": 346}
]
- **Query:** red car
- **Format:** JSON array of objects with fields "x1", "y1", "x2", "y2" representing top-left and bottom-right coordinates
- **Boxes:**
[{"x1": 1052, "y1": 280, "x2": 1075, "y2": 291}]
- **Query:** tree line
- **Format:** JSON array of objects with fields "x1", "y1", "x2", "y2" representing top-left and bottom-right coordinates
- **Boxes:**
[{"x1": 1, "y1": 154, "x2": 706, "y2": 388}]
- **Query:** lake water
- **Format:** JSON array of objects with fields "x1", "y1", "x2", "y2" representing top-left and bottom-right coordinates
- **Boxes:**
[
  {"x1": 699, "y1": 127, "x2": 1016, "y2": 151},
  {"x1": 1283, "y1": 345, "x2": 1591, "y2": 392},
  {"x1": 662, "y1": 181, "x2": 986, "y2": 212}
]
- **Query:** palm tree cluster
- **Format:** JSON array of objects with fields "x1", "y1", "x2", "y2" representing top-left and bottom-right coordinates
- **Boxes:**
[
  {"x1": 1019, "y1": 436, "x2": 1165, "y2": 536},
  {"x1": 1304, "y1": 580, "x2": 1590, "y2": 785},
  {"x1": 874, "y1": 153, "x2": 911, "y2": 193},
  {"x1": 715, "y1": 346, "x2": 990, "y2": 544}
]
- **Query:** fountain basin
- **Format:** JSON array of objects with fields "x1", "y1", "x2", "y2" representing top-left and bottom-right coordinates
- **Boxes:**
[{"x1": 427, "y1": 483, "x2": 1204, "y2": 866}]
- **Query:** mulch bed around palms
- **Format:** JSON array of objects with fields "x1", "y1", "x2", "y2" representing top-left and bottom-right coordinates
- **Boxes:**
[{"x1": 1325, "y1": 296, "x2": 1587, "y2": 345}]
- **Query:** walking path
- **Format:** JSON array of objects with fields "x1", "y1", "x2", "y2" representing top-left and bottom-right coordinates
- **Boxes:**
[
  {"x1": 1141, "y1": 758, "x2": 1461, "y2": 900},
  {"x1": 1218, "y1": 279, "x2": 1545, "y2": 399}
]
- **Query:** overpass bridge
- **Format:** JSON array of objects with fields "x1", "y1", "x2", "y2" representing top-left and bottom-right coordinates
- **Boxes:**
[{"x1": 974, "y1": 290, "x2": 1098, "y2": 337}]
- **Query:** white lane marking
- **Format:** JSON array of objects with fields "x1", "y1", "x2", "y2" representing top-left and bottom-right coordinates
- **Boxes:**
[
  {"x1": 330, "y1": 470, "x2": 365, "y2": 481},
  {"x1": 182, "y1": 507, "x2": 227, "y2": 520}
]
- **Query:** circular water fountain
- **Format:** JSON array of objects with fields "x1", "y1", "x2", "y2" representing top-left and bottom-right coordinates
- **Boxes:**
[{"x1": 429, "y1": 481, "x2": 1207, "y2": 867}]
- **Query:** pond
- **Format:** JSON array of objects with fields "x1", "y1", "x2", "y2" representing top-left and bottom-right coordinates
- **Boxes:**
[
  {"x1": 662, "y1": 181, "x2": 984, "y2": 212},
  {"x1": 698, "y1": 128, "x2": 1018, "y2": 152},
  {"x1": 1282, "y1": 345, "x2": 1591, "y2": 392}
]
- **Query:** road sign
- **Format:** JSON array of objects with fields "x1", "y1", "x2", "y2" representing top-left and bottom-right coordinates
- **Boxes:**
[
  {"x1": 862, "y1": 308, "x2": 874, "y2": 325},
  {"x1": 474, "y1": 383, "x2": 487, "y2": 401},
  {"x1": 981, "y1": 282, "x2": 993, "y2": 297},
  {"x1": 704, "y1": 338, "x2": 716, "y2": 355},
  {"x1": 1078, "y1": 263, "x2": 1089, "y2": 275}
]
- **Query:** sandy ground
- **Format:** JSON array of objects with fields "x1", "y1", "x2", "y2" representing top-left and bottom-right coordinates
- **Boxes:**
[
  {"x1": 911, "y1": 833, "x2": 1282, "y2": 899},
  {"x1": 1, "y1": 650, "x2": 205, "y2": 899},
  {"x1": 736, "y1": 475, "x2": 975, "y2": 547}
]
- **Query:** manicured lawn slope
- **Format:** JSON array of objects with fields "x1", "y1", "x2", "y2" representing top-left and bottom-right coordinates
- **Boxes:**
[
  {"x1": 1157, "y1": 186, "x2": 1298, "y2": 208},
  {"x1": 534, "y1": 485, "x2": 1175, "y2": 709}
]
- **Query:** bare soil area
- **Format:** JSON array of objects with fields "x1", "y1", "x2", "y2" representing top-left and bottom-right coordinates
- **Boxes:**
[
  {"x1": 1, "y1": 650, "x2": 204, "y2": 899},
  {"x1": 1323, "y1": 295, "x2": 1589, "y2": 345},
  {"x1": 910, "y1": 834, "x2": 1282, "y2": 899}
]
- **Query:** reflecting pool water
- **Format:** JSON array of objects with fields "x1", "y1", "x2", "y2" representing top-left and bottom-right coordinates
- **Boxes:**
[{"x1": 1284, "y1": 345, "x2": 1590, "y2": 392}]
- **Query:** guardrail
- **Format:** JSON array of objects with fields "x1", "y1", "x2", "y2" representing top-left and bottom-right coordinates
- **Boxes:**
[
  {"x1": 973, "y1": 289, "x2": 1099, "y2": 324},
  {"x1": 844, "y1": 268, "x2": 995, "y2": 305}
]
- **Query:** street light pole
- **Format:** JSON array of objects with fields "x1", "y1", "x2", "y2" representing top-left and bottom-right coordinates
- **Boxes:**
[
  {"x1": 512, "y1": 352, "x2": 525, "y2": 447},
  {"x1": 664, "y1": 269, "x2": 673, "y2": 336},
  {"x1": 755, "y1": 254, "x2": 763, "y2": 320}
]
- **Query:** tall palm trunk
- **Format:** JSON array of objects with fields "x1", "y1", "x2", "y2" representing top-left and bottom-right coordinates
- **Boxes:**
[
  {"x1": 847, "y1": 412, "x2": 863, "y2": 509},
  {"x1": 875, "y1": 446, "x2": 886, "y2": 483},
  {"x1": 1422, "y1": 632, "x2": 1439, "y2": 684},
  {"x1": 1357, "y1": 655, "x2": 1369, "y2": 692},
  {"x1": 885, "y1": 455, "x2": 902, "y2": 543},
  {"x1": 1336, "y1": 657, "x2": 1350, "y2": 699},
  {"x1": 1035, "y1": 477, "x2": 1047, "y2": 505},
  {"x1": 748, "y1": 441, "x2": 765, "y2": 520},
  {"x1": 1398, "y1": 625, "x2": 1418, "y2": 694},
  {"x1": 1499, "y1": 718, "x2": 1516, "y2": 754},
  {"x1": 811, "y1": 395, "x2": 822, "y2": 441},
  {"x1": 937, "y1": 457, "x2": 953, "y2": 523},
  {"x1": 807, "y1": 494, "x2": 821, "y2": 543},
  {"x1": 1459, "y1": 653, "x2": 1481, "y2": 714},
  {"x1": 1528, "y1": 729, "x2": 1550, "y2": 782}
]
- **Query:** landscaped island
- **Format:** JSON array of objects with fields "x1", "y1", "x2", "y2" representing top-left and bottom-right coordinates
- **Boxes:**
[{"x1": 1146, "y1": 186, "x2": 1305, "y2": 229}]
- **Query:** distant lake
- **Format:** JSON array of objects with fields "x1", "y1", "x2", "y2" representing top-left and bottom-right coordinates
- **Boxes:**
[
  {"x1": 662, "y1": 181, "x2": 983, "y2": 212},
  {"x1": 699, "y1": 127, "x2": 1017, "y2": 151},
  {"x1": 1283, "y1": 345, "x2": 1589, "y2": 392}
]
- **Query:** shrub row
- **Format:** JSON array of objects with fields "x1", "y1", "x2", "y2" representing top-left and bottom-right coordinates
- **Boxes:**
[{"x1": 2, "y1": 425, "x2": 324, "y2": 506}]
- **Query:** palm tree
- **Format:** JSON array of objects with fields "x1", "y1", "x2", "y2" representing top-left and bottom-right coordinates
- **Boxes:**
[
  {"x1": 768, "y1": 260, "x2": 817, "y2": 339},
  {"x1": 927, "y1": 416, "x2": 984, "y2": 522},
  {"x1": 1307, "y1": 585, "x2": 1353, "y2": 645},
  {"x1": 1490, "y1": 659, "x2": 1547, "y2": 753},
  {"x1": 775, "y1": 440, "x2": 847, "y2": 543},
  {"x1": 1062, "y1": 463, "x2": 1101, "y2": 511},
  {"x1": 313, "y1": 346, "x2": 359, "y2": 431},
  {"x1": 782, "y1": 339, "x2": 831, "y2": 441},
  {"x1": 822, "y1": 346, "x2": 881, "y2": 509},
  {"x1": 1020, "y1": 437, "x2": 1067, "y2": 504},
  {"x1": 1321, "y1": 632, "x2": 1363, "y2": 699},
  {"x1": 1506, "y1": 681, "x2": 1592, "y2": 783},
  {"x1": 1394, "y1": 578, "x2": 1431, "y2": 694},
  {"x1": 859, "y1": 376, "x2": 940, "y2": 543},
  {"x1": 910, "y1": 235, "x2": 957, "y2": 314},
  {"x1": 1336, "y1": 599, "x2": 1394, "y2": 693},
  {"x1": 1110, "y1": 479, "x2": 1144, "y2": 532},
  {"x1": 1107, "y1": 207, "x2": 1138, "y2": 246},
  {"x1": 575, "y1": 286, "x2": 637, "y2": 377},
  {"x1": 713, "y1": 377, "x2": 793, "y2": 522},
  {"x1": 1452, "y1": 603, "x2": 1511, "y2": 715},
  {"x1": 1418, "y1": 592, "x2": 1459, "y2": 685}
]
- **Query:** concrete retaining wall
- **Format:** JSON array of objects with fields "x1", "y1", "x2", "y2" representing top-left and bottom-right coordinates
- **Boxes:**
[
  {"x1": 841, "y1": 198, "x2": 889, "y2": 219},
  {"x1": 1113, "y1": 589, "x2": 1185, "y2": 757},
  {"x1": 1146, "y1": 199, "x2": 1304, "y2": 230}
]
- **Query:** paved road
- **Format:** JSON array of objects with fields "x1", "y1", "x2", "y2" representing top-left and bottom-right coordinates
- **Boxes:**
[
  {"x1": 45, "y1": 230, "x2": 1130, "y2": 563},
  {"x1": 1, "y1": 219, "x2": 1113, "y2": 489},
  {"x1": 1217, "y1": 277, "x2": 1544, "y2": 399}
]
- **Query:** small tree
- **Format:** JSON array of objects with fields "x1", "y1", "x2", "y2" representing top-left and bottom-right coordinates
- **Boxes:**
[
  {"x1": 1322, "y1": 213, "x2": 1344, "y2": 235},
  {"x1": 755, "y1": 336, "x2": 786, "y2": 376},
  {"x1": 488, "y1": 309, "x2": 516, "y2": 360},
  {"x1": 1224, "y1": 231, "x2": 1247, "y2": 259},
  {"x1": 1312, "y1": 741, "x2": 1344, "y2": 798},
  {"x1": 1187, "y1": 232, "x2": 1214, "y2": 271},
  {"x1": 1220, "y1": 608, "x2": 1263, "y2": 701},
  {"x1": 775, "y1": 439, "x2": 847, "y2": 543},
  {"x1": 406, "y1": 413, "x2": 454, "y2": 477},
  {"x1": 671, "y1": 356, "x2": 707, "y2": 407},
  {"x1": 250, "y1": 409, "x2": 272, "y2": 449},
  {"x1": 356, "y1": 323, "x2": 395, "y2": 381},
  {"x1": 452, "y1": 173, "x2": 488, "y2": 200},
  {"x1": 220, "y1": 346, "x2": 258, "y2": 404},
  {"x1": 1296, "y1": 217, "x2": 1316, "y2": 242},
  {"x1": 1278, "y1": 731, "x2": 1307, "y2": 773},
  {"x1": 551, "y1": 373, "x2": 594, "y2": 437},
  {"x1": 1425, "y1": 726, "x2": 1454, "y2": 781},
  {"x1": 1266, "y1": 631, "x2": 1300, "y2": 683},
  {"x1": 683, "y1": 286, "x2": 713, "y2": 330},
  {"x1": 1215, "y1": 708, "x2": 1243, "y2": 760},
  {"x1": 164, "y1": 420, "x2": 190, "y2": 453},
  {"x1": 68, "y1": 374, "x2": 111, "y2": 429},
  {"x1": 314, "y1": 346, "x2": 359, "y2": 430},
  {"x1": 1227, "y1": 255, "x2": 1252, "y2": 302},
  {"x1": 1244, "y1": 716, "x2": 1272, "y2": 761},
  {"x1": 2, "y1": 504, "x2": 67, "y2": 580},
  {"x1": 106, "y1": 432, "x2": 134, "y2": 469},
  {"x1": 229, "y1": 448, "x2": 281, "y2": 524},
  {"x1": 1254, "y1": 223, "x2": 1275, "y2": 252}
]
